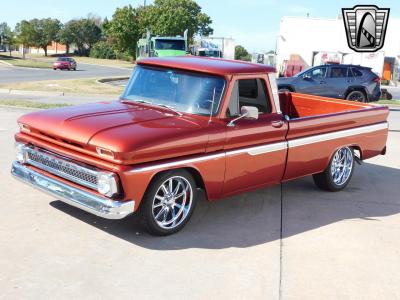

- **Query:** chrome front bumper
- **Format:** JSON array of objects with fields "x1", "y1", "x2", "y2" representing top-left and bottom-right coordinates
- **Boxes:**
[{"x1": 11, "y1": 161, "x2": 135, "y2": 219}]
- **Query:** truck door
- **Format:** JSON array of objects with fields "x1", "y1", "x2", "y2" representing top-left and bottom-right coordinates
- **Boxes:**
[{"x1": 222, "y1": 75, "x2": 288, "y2": 197}]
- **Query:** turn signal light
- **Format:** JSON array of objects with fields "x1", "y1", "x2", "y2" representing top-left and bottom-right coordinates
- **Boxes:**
[
  {"x1": 96, "y1": 147, "x2": 115, "y2": 159},
  {"x1": 18, "y1": 123, "x2": 30, "y2": 133}
]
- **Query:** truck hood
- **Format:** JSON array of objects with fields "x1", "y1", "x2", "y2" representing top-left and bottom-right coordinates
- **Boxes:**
[{"x1": 18, "y1": 101, "x2": 209, "y2": 164}]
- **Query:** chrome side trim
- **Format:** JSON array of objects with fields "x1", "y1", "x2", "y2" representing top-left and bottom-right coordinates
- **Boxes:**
[
  {"x1": 130, "y1": 122, "x2": 387, "y2": 173},
  {"x1": 131, "y1": 153, "x2": 226, "y2": 173},
  {"x1": 11, "y1": 161, "x2": 134, "y2": 219},
  {"x1": 131, "y1": 141, "x2": 287, "y2": 173},
  {"x1": 288, "y1": 122, "x2": 388, "y2": 148},
  {"x1": 227, "y1": 141, "x2": 287, "y2": 156}
]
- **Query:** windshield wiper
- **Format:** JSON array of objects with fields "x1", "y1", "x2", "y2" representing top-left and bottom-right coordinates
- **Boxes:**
[
  {"x1": 154, "y1": 103, "x2": 183, "y2": 116},
  {"x1": 120, "y1": 99, "x2": 152, "y2": 105},
  {"x1": 122, "y1": 99, "x2": 182, "y2": 116},
  {"x1": 133, "y1": 99, "x2": 152, "y2": 104}
]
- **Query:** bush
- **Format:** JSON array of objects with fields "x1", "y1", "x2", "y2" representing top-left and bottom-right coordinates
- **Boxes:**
[
  {"x1": 115, "y1": 51, "x2": 132, "y2": 62},
  {"x1": 90, "y1": 41, "x2": 116, "y2": 59}
]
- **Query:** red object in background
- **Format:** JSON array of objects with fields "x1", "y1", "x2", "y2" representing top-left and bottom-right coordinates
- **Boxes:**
[
  {"x1": 282, "y1": 54, "x2": 307, "y2": 77},
  {"x1": 53, "y1": 57, "x2": 77, "y2": 70}
]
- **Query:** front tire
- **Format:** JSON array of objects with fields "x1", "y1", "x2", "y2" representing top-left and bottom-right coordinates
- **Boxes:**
[
  {"x1": 313, "y1": 147, "x2": 355, "y2": 192},
  {"x1": 141, "y1": 170, "x2": 198, "y2": 235}
]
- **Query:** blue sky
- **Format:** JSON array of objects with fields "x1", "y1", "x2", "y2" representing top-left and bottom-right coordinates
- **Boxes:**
[{"x1": 0, "y1": 0, "x2": 398, "y2": 52}]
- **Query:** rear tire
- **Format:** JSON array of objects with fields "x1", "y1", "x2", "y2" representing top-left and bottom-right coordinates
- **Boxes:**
[
  {"x1": 346, "y1": 90, "x2": 366, "y2": 102},
  {"x1": 141, "y1": 169, "x2": 198, "y2": 236},
  {"x1": 313, "y1": 147, "x2": 355, "y2": 192}
]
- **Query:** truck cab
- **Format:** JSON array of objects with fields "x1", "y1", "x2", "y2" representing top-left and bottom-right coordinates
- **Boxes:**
[{"x1": 136, "y1": 30, "x2": 188, "y2": 60}]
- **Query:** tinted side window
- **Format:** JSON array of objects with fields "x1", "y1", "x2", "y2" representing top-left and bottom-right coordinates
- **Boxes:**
[
  {"x1": 351, "y1": 68, "x2": 363, "y2": 77},
  {"x1": 330, "y1": 67, "x2": 348, "y2": 78},
  {"x1": 304, "y1": 67, "x2": 326, "y2": 79},
  {"x1": 238, "y1": 79, "x2": 271, "y2": 114},
  {"x1": 239, "y1": 79, "x2": 258, "y2": 98}
]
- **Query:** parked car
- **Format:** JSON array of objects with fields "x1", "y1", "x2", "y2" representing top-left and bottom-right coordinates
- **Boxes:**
[
  {"x1": 12, "y1": 57, "x2": 388, "y2": 235},
  {"x1": 53, "y1": 57, "x2": 77, "y2": 71},
  {"x1": 277, "y1": 64, "x2": 381, "y2": 102}
]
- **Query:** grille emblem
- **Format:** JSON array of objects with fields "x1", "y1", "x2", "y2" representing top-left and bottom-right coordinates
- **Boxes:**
[{"x1": 342, "y1": 5, "x2": 390, "y2": 52}]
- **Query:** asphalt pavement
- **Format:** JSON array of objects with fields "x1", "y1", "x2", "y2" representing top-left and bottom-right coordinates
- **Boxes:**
[
  {"x1": 0, "y1": 62, "x2": 132, "y2": 84},
  {"x1": 0, "y1": 107, "x2": 399, "y2": 299}
]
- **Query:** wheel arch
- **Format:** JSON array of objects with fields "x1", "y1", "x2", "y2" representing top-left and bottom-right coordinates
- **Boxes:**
[
  {"x1": 142, "y1": 166, "x2": 208, "y2": 204},
  {"x1": 320, "y1": 144, "x2": 363, "y2": 173}
]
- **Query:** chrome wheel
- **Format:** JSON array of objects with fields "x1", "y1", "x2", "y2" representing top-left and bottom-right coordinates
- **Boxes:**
[
  {"x1": 151, "y1": 176, "x2": 193, "y2": 230},
  {"x1": 330, "y1": 147, "x2": 353, "y2": 186}
]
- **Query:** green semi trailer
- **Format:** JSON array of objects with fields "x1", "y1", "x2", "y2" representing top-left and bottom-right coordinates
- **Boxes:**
[{"x1": 136, "y1": 30, "x2": 188, "y2": 60}]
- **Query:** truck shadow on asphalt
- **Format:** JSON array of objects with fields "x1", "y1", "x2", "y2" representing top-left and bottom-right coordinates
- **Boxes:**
[{"x1": 50, "y1": 162, "x2": 400, "y2": 250}]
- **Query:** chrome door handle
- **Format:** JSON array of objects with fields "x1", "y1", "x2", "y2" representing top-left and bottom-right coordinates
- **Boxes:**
[{"x1": 271, "y1": 120, "x2": 284, "y2": 128}]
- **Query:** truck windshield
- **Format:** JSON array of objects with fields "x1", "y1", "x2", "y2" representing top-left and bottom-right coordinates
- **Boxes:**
[
  {"x1": 155, "y1": 39, "x2": 186, "y2": 51},
  {"x1": 199, "y1": 50, "x2": 221, "y2": 58},
  {"x1": 122, "y1": 66, "x2": 226, "y2": 116}
]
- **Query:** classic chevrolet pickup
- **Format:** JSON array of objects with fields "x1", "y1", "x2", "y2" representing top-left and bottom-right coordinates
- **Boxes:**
[{"x1": 11, "y1": 57, "x2": 389, "y2": 235}]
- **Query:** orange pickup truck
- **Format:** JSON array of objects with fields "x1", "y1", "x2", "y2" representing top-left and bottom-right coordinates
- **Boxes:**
[{"x1": 11, "y1": 57, "x2": 389, "y2": 235}]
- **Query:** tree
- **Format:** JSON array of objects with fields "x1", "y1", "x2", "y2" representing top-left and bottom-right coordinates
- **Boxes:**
[
  {"x1": 104, "y1": 0, "x2": 214, "y2": 59},
  {"x1": 30, "y1": 18, "x2": 62, "y2": 56},
  {"x1": 80, "y1": 19, "x2": 102, "y2": 52},
  {"x1": 235, "y1": 45, "x2": 251, "y2": 61},
  {"x1": 15, "y1": 20, "x2": 36, "y2": 59},
  {"x1": 103, "y1": 5, "x2": 141, "y2": 58},
  {"x1": 59, "y1": 19, "x2": 102, "y2": 56},
  {"x1": 143, "y1": 0, "x2": 213, "y2": 41},
  {"x1": 58, "y1": 23, "x2": 74, "y2": 54},
  {"x1": 0, "y1": 23, "x2": 16, "y2": 56}
]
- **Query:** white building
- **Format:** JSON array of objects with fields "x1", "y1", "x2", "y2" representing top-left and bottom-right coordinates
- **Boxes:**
[{"x1": 276, "y1": 16, "x2": 400, "y2": 81}]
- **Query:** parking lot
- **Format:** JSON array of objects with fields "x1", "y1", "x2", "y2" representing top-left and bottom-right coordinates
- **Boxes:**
[{"x1": 0, "y1": 106, "x2": 399, "y2": 299}]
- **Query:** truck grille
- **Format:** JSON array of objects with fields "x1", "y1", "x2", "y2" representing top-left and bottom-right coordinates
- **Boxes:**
[{"x1": 25, "y1": 148, "x2": 98, "y2": 190}]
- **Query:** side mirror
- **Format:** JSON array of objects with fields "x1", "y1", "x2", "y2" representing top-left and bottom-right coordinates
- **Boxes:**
[
  {"x1": 303, "y1": 74, "x2": 311, "y2": 80},
  {"x1": 241, "y1": 106, "x2": 259, "y2": 119},
  {"x1": 227, "y1": 106, "x2": 259, "y2": 127}
]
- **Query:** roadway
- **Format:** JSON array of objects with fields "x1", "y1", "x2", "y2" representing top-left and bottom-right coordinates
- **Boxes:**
[
  {"x1": 0, "y1": 106, "x2": 399, "y2": 299},
  {"x1": 0, "y1": 62, "x2": 132, "y2": 84}
]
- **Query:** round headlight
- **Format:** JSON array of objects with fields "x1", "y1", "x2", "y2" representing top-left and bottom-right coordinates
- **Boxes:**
[
  {"x1": 15, "y1": 143, "x2": 26, "y2": 163},
  {"x1": 97, "y1": 172, "x2": 118, "y2": 197}
]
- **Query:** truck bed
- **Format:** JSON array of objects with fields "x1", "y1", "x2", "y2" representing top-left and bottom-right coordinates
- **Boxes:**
[
  {"x1": 279, "y1": 92, "x2": 383, "y2": 119},
  {"x1": 279, "y1": 92, "x2": 389, "y2": 180}
]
